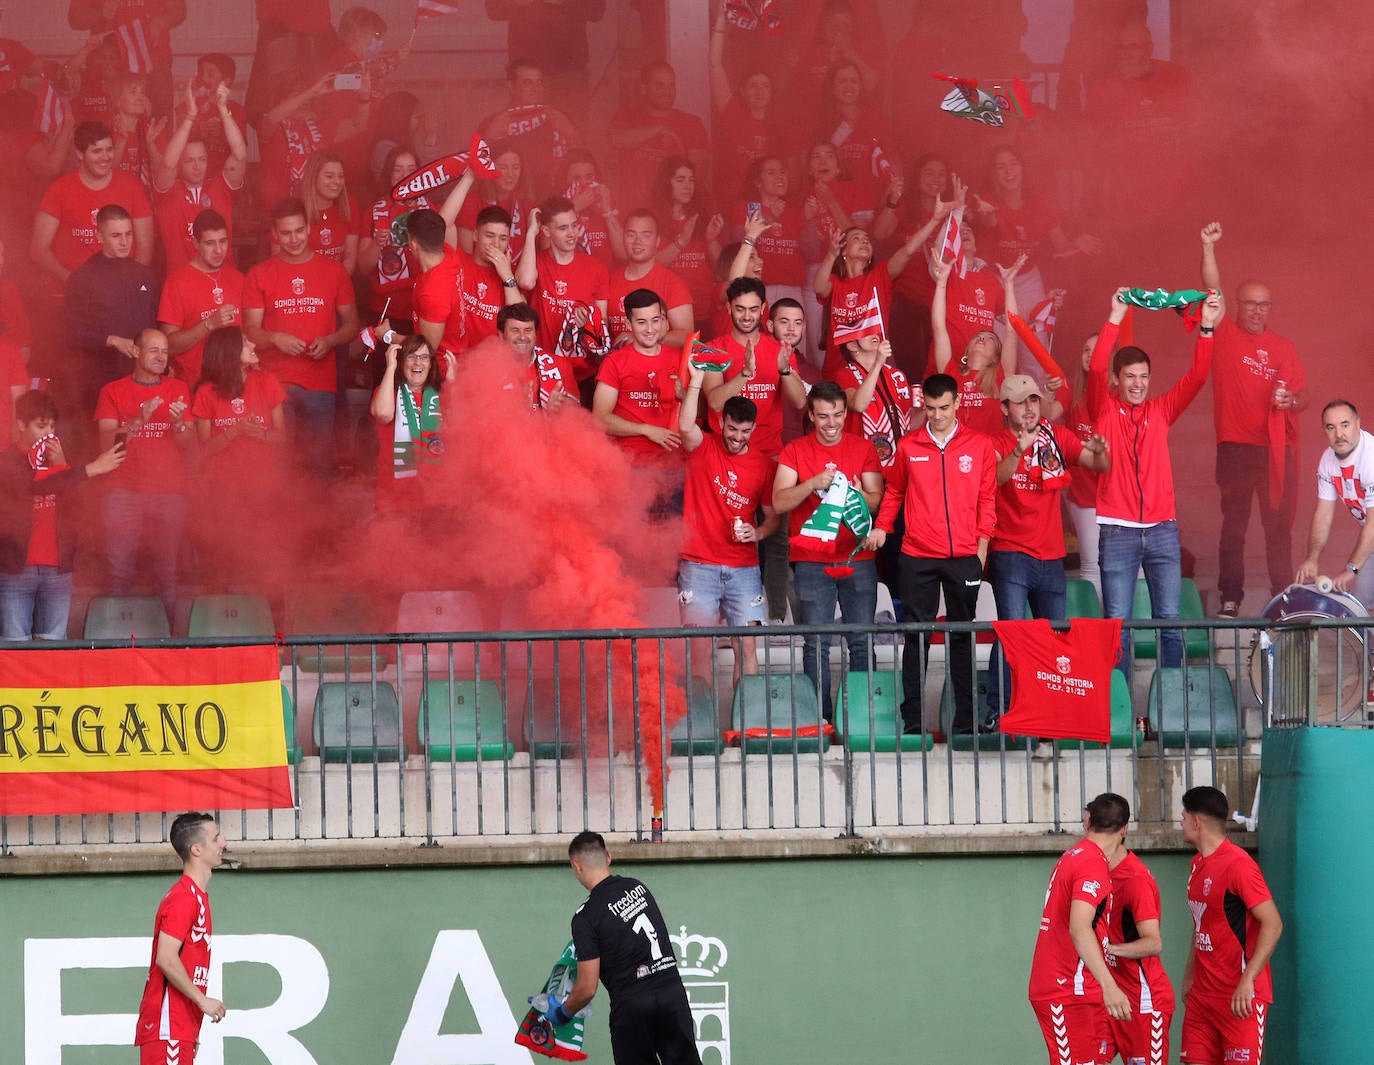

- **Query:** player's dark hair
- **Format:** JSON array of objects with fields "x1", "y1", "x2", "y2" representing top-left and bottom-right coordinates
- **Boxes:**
[
  {"x1": 506, "y1": 58, "x2": 541, "y2": 81},
  {"x1": 96, "y1": 203, "x2": 131, "y2": 227},
  {"x1": 568, "y1": 830, "x2": 607, "y2": 860},
  {"x1": 192, "y1": 209, "x2": 229, "y2": 242},
  {"x1": 15, "y1": 390, "x2": 58, "y2": 424},
  {"x1": 922, "y1": 373, "x2": 959, "y2": 402},
  {"x1": 769, "y1": 298, "x2": 804, "y2": 321},
  {"x1": 198, "y1": 52, "x2": 237, "y2": 83},
  {"x1": 195, "y1": 326, "x2": 249, "y2": 401},
  {"x1": 640, "y1": 60, "x2": 675, "y2": 84},
  {"x1": 170, "y1": 812, "x2": 214, "y2": 861},
  {"x1": 475, "y1": 205, "x2": 513, "y2": 232},
  {"x1": 722, "y1": 396, "x2": 758, "y2": 425},
  {"x1": 75, "y1": 121, "x2": 112, "y2": 153},
  {"x1": 623, "y1": 287, "x2": 666, "y2": 318},
  {"x1": 1086, "y1": 792, "x2": 1130, "y2": 832},
  {"x1": 498, "y1": 303, "x2": 540, "y2": 331},
  {"x1": 406, "y1": 208, "x2": 446, "y2": 254},
  {"x1": 808, "y1": 380, "x2": 846, "y2": 410},
  {"x1": 538, "y1": 195, "x2": 576, "y2": 222},
  {"x1": 1322, "y1": 398, "x2": 1359, "y2": 421},
  {"x1": 270, "y1": 197, "x2": 308, "y2": 226},
  {"x1": 1182, "y1": 785, "x2": 1230, "y2": 823},
  {"x1": 1112, "y1": 345, "x2": 1151, "y2": 375},
  {"x1": 726, "y1": 277, "x2": 766, "y2": 305}
]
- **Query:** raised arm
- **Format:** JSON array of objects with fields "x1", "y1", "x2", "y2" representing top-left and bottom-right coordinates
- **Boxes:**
[
  {"x1": 995, "y1": 254, "x2": 1027, "y2": 375},
  {"x1": 929, "y1": 251, "x2": 955, "y2": 372},
  {"x1": 369, "y1": 341, "x2": 401, "y2": 423},
  {"x1": 812, "y1": 227, "x2": 843, "y2": 300},
  {"x1": 217, "y1": 84, "x2": 249, "y2": 189},
  {"x1": 437, "y1": 170, "x2": 477, "y2": 247},
  {"x1": 708, "y1": 6, "x2": 733, "y2": 112},
  {"x1": 888, "y1": 184, "x2": 962, "y2": 279},
  {"x1": 1158, "y1": 291, "x2": 1222, "y2": 421},
  {"x1": 677, "y1": 361, "x2": 706, "y2": 450},
  {"x1": 1199, "y1": 221, "x2": 1222, "y2": 292}
]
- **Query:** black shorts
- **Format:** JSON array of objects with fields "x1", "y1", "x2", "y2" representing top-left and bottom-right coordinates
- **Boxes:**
[{"x1": 608, "y1": 983, "x2": 701, "y2": 1065}]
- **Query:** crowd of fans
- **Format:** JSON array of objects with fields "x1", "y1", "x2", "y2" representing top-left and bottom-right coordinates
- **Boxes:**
[{"x1": 2, "y1": 1, "x2": 1357, "y2": 734}]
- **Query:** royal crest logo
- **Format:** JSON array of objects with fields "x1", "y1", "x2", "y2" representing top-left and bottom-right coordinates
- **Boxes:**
[
  {"x1": 1056, "y1": 655, "x2": 1071, "y2": 675},
  {"x1": 958, "y1": 454, "x2": 973, "y2": 474},
  {"x1": 727, "y1": 470, "x2": 737, "y2": 486},
  {"x1": 975, "y1": 288, "x2": 987, "y2": 306},
  {"x1": 554, "y1": 280, "x2": 568, "y2": 296},
  {"x1": 291, "y1": 277, "x2": 306, "y2": 296},
  {"x1": 845, "y1": 292, "x2": 858, "y2": 308},
  {"x1": 476, "y1": 281, "x2": 488, "y2": 300},
  {"x1": 230, "y1": 397, "x2": 246, "y2": 415},
  {"x1": 318, "y1": 227, "x2": 332, "y2": 246},
  {"x1": 1203, "y1": 876, "x2": 1212, "y2": 897},
  {"x1": 670, "y1": 925, "x2": 730, "y2": 1065}
]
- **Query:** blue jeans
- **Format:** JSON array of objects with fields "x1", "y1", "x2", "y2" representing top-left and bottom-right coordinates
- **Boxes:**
[
  {"x1": 0, "y1": 566, "x2": 73, "y2": 639},
  {"x1": 102, "y1": 489, "x2": 187, "y2": 622},
  {"x1": 677, "y1": 561, "x2": 767, "y2": 625},
  {"x1": 986, "y1": 551, "x2": 1067, "y2": 717},
  {"x1": 793, "y1": 559, "x2": 877, "y2": 720},
  {"x1": 1099, "y1": 520, "x2": 1183, "y2": 673},
  {"x1": 283, "y1": 384, "x2": 336, "y2": 479}
]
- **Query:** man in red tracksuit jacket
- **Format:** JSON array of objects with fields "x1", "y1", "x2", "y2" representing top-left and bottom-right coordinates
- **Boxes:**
[
  {"x1": 870, "y1": 373, "x2": 998, "y2": 734},
  {"x1": 1088, "y1": 287, "x2": 1222, "y2": 673}
]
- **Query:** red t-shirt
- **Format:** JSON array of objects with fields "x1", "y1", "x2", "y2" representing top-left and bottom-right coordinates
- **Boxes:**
[
  {"x1": 1211, "y1": 316, "x2": 1305, "y2": 446},
  {"x1": 955, "y1": 365, "x2": 1006, "y2": 437},
  {"x1": 94, "y1": 375, "x2": 192, "y2": 493},
  {"x1": 37, "y1": 170, "x2": 153, "y2": 275},
  {"x1": 411, "y1": 244, "x2": 465, "y2": 356},
  {"x1": 25, "y1": 467, "x2": 61, "y2": 568},
  {"x1": 608, "y1": 263, "x2": 693, "y2": 341},
  {"x1": 189, "y1": 369, "x2": 287, "y2": 463},
  {"x1": 365, "y1": 195, "x2": 429, "y2": 317},
  {"x1": 991, "y1": 618, "x2": 1122, "y2": 743},
  {"x1": 705, "y1": 332, "x2": 798, "y2": 459},
  {"x1": 665, "y1": 214, "x2": 717, "y2": 323},
  {"x1": 1105, "y1": 850, "x2": 1176, "y2": 1015},
  {"x1": 819, "y1": 111, "x2": 893, "y2": 198},
  {"x1": 0, "y1": 338, "x2": 28, "y2": 448},
  {"x1": 242, "y1": 253, "x2": 354, "y2": 392},
  {"x1": 990, "y1": 424, "x2": 1083, "y2": 558},
  {"x1": 681, "y1": 434, "x2": 775, "y2": 567},
  {"x1": 156, "y1": 174, "x2": 238, "y2": 275},
  {"x1": 596, "y1": 344, "x2": 681, "y2": 462},
  {"x1": 713, "y1": 98, "x2": 777, "y2": 208},
  {"x1": 309, "y1": 195, "x2": 363, "y2": 264},
  {"x1": 157, "y1": 262, "x2": 246, "y2": 384},
  {"x1": 135, "y1": 875, "x2": 212, "y2": 1045},
  {"x1": 527, "y1": 249, "x2": 610, "y2": 351},
  {"x1": 1186, "y1": 839, "x2": 1275, "y2": 1005},
  {"x1": 944, "y1": 267, "x2": 1004, "y2": 357},
  {"x1": 822, "y1": 265, "x2": 894, "y2": 376},
  {"x1": 454, "y1": 247, "x2": 509, "y2": 349},
  {"x1": 0, "y1": 279, "x2": 32, "y2": 350},
  {"x1": 456, "y1": 193, "x2": 529, "y2": 260},
  {"x1": 775, "y1": 432, "x2": 881, "y2": 564},
  {"x1": 982, "y1": 193, "x2": 1061, "y2": 275},
  {"x1": 834, "y1": 360, "x2": 918, "y2": 468},
  {"x1": 1064, "y1": 398, "x2": 1099, "y2": 509},
  {"x1": 528, "y1": 349, "x2": 579, "y2": 410},
  {"x1": 1028, "y1": 838, "x2": 1113, "y2": 1002},
  {"x1": 0, "y1": 37, "x2": 35, "y2": 94},
  {"x1": 741, "y1": 200, "x2": 808, "y2": 288}
]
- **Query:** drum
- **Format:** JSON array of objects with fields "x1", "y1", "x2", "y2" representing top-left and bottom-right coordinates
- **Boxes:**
[{"x1": 1250, "y1": 584, "x2": 1370, "y2": 726}]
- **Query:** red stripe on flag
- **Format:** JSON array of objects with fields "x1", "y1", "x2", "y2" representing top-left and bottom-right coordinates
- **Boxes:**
[
  {"x1": 0, "y1": 645, "x2": 280, "y2": 688},
  {"x1": 0, "y1": 766, "x2": 293, "y2": 816}
]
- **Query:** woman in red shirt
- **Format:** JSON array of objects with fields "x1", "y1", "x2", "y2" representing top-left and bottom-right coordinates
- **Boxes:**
[
  {"x1": 652, "y1": 155, "x2": 723, "y2": 332},
  {"x1": 302, "y1": 149, "x2": 361, "y2": 274},
  {"x1": 930, "y1": 253, "x2": 1024, "y2": 436},
  {"x1": 1061, "y1": 331, "x2": 1103, "y2": 591},
  {"x1": 358, "y1": 144, "x2": 430, "y2": 327}
]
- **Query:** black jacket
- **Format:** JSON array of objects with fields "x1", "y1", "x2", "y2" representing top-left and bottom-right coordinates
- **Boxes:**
[{"x1": 0, "y1": 448, "x2": 90, "y2": 574}]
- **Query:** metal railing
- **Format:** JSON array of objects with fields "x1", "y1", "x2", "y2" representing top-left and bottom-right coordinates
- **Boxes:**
[{"x1": 2, "y1": 615, "x2": 1369, "y2": 854}]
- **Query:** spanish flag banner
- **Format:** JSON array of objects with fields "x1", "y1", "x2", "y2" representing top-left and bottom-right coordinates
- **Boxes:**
[{"x1": 0, "y1": 646, "x2": 293, "y2": 816}]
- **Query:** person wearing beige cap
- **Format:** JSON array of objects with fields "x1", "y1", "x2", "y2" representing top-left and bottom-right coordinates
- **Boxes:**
[{"x1": 985, "y1": 373, "x2": 1110, "y2": 723}]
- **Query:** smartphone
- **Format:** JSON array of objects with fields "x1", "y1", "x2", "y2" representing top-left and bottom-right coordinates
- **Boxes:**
[
  {"x1": 114, "y1": 431, "x2": 128, "y2": 450},
  {"x1": 746, "y1": 201, "x2": 762, "y2": 222},
  {"x1": 333, "y1": 72, "x2": 363, "y2": 92}
]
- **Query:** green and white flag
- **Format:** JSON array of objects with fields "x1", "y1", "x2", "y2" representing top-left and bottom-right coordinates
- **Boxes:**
[{"x1": 800, "y1": 472, "x2": 871, "y2": 545}]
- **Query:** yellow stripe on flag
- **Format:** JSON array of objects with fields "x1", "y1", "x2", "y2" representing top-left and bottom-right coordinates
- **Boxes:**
[{"x1": 0, "y1": 679, "x2": 286, "y2": 774}]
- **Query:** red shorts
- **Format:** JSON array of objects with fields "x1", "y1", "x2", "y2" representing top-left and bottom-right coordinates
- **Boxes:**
[
  {"x1": 1032, "y1": 999, "x2": 1109, "y2": 1065},
  {"x1": 140, "y1": 1038, "x2": 196, "y2": 1065},
  {"x1": 1100, "y1": 1007, "x2": 1172, "y2": 1065},
  {"x1": 1180, "y1": 995, "x2": 1268, "y2": 1065}
]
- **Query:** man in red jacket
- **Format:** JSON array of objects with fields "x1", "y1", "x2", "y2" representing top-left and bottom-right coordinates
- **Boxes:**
[
  {"x1": 869, "y1": 373, "x2": 998, "y2": 734},
  {"x1": 1089, "y1": 288, "x2": 1222, "y2": 673}
]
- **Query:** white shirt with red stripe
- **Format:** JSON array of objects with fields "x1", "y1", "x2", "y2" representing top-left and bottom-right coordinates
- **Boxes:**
[{"x1": 1317, "y1": 429, "x2": 1374, "y2": 526}]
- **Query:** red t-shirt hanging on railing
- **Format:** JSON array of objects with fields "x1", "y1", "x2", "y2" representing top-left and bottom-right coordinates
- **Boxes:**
[{"x1": 991, "y1": 618, "x2": 1122, "y2": 743}]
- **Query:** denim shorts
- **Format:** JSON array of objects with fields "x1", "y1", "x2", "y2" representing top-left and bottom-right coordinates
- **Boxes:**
[{"x1": 677, "y1": 561, "x2": 767, "y2": 626}]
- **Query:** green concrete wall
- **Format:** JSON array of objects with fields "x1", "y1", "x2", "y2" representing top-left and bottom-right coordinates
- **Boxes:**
[
  {"x1": 1260, "y1": 727, "x2": 1374, "y2": 1065},
  {"x1": 1, "y1": 852, "x2": 1200, "y2": 1064}
]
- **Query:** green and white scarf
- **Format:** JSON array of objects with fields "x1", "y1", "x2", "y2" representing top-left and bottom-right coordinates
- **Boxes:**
[{"x1": 392, "y1": 385, "x2": 443, "y2": 479}]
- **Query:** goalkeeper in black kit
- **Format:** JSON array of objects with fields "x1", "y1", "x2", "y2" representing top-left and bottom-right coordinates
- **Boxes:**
[{"x1": 540, "y1": 831, "x2": 702, "y2": 1065}]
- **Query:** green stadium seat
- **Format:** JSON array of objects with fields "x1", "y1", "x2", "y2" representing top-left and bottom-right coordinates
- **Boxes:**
[
  {"x1": 1065, "y1": 579, "x2": 1103, "y2": 619},
  {"x1": 280, "y1": 684, "x2": 302, "y2": 764},
  {"x1": 313, "y1": 682, "x2": 404, "y2": 762},
  {"x1": 939, "y1": 670, "x2": 1034, "y2": 752},
  {"x1": 728, "y1": 673, "x2": 830, "y2": 755},
  {"x1": 669, "y1": 677, "x2": 723, "y2": 755},
  {"x1": 1055, "y1": 671, "x2": 1137, "y2": 750},
  {"x1": 83, "y1": 596, "x2": 170, "y2": 640},
  {"x1": 1145, "y1": 667, "x2": 1240, "y2": 748},
  {"x1": 420, "y1": 680, "x2": 515, "y2": 761},
  {"x1": 1131, "y1": 578, "x2": 1209, "y2": 659},
  {"x1": 838, "y1": 671, "x2": 932, "y2": 752},
  {"x1": 187, "y1": 594, "x2": 275, "y2": 639},
  {"x1": 285, "y1": 587, "x2": 388, "y2": 673}
]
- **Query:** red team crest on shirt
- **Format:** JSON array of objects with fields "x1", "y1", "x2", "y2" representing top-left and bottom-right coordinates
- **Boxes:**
[
  {"x1": 231, "y1": 397, "x2": 245, "y2": 415},
  {"x1": 318, "y1": 227, "x2": 332, "y2": 246},
  {"x1": 958, "y1": 454, "x2": 973, "y2": 473},
  {"x1": 975, "y1": 289, "x2": 987, "y2": 306},
  {"x1": 554, "y1": 279, "x2": 568, "y2": 296},
  {"x1": 291, "y1": 277, "x2": 305, "y2": 296},
  {"x1": 476, "y1": 281, "x2": 488, "y2": 300},
  {"x1": 1056, "y1": 654, "x2": 1071, "y2": 675},
  {"x1": 845, "y1": 292, "x2": 858, "y2": 308}
]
